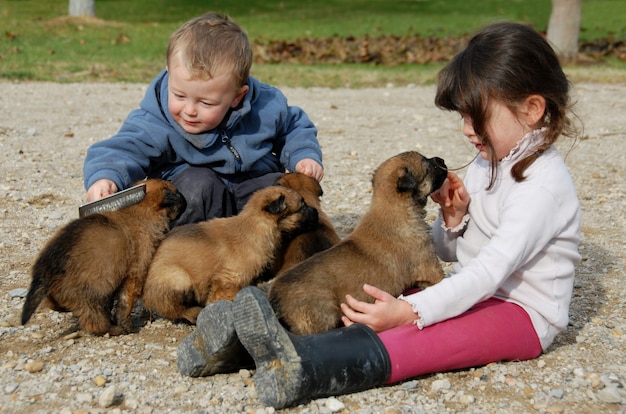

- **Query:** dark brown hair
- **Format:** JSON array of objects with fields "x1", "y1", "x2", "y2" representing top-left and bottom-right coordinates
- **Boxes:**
[{"x1": 435, "y1": 22, "x2": 577, "y2": 189}]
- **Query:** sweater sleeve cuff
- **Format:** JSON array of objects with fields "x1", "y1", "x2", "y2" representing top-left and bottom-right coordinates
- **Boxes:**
[
  {"x1": 398, "y1": 294, "x2": 425, "y2": 330},
  {"x1": 440, "y1": 212, "x2": 470, "y2": 233}
]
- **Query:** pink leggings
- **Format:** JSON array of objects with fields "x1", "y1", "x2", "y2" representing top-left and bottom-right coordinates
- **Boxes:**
[{"x1": 378, "y1": 298, "x2": 542, "y2": 384}]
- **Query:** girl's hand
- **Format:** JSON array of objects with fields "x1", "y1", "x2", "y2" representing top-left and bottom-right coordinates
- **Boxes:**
[
  {"x1": 430, "y1": 172, "x2": 470, "y2": 228},
  {"x1": 86, "y1": 179, "x2": 118, "y2": 202},
  {"x1": 340, "y1": 284, "x2": 417, "y2": 332},
  {"x1": 295, "y1": 158, "x2": 324, "y2": 181}
]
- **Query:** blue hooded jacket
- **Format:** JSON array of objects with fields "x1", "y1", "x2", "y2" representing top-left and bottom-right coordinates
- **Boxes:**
[{"x1": 83, "y1": 69, "x2": 322, "y2": 190}]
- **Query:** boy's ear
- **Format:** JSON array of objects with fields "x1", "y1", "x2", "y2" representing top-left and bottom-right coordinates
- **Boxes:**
[
  {"x1": 231, "y1": 85, "x2": 249, "y2": 108},
  {"x1": 523, "y1": 94, "x2": 546, "y2": 126}
]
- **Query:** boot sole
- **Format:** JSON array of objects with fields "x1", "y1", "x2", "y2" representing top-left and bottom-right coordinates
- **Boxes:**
[
  {"x1": 177, "y1": 300, "x2": 251, "y2": 377},
  {"x1": 233, "y1": 286, "x2": 302, "y2": 408}
]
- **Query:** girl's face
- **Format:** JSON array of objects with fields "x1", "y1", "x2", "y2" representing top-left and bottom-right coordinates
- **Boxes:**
[
  {"x1": 167, "y1": 59, "x2": 248, "y2": 134},
  {"x1": 462, "y1": 99, "x2": 534, "y2": 161}
]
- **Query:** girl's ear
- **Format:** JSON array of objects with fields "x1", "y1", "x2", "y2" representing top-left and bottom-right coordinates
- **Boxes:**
[{"x1": 523, "y1": 94, "x2": 546, "y2": 127}]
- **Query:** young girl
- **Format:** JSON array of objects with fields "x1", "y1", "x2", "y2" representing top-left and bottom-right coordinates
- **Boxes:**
[{"x1": 182, "y1": 21, "x2": 582, "y2": 408}]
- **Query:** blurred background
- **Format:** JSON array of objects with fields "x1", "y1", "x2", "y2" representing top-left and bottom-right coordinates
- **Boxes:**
[{"x1": 1, "y1": 0, "x2": 624, "y2": 87}]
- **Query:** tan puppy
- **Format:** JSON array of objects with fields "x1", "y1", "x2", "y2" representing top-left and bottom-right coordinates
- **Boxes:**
[
  {"x1": 269, "y1": 151, "x2": 448, "y2": 335},
  {"x1": 273, "y1": 172, "x2": 340, "y2": 275},
  {"x1": 21, "y1": 179, "x2": 186, "y2": 336},
  {"x1": 142, "y1": 185, "x2": 319, "y2": 324}
]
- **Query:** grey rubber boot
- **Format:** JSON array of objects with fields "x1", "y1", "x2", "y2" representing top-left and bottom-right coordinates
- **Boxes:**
[
  {"x1": 232, "y1": 286, "x2": 391, "y2": 409},
  {"x1": 177, "y1": 300, "x2": 253, "y2": 377}
]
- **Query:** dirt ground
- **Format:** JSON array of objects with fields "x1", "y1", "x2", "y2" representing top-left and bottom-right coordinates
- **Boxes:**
[{"x1": 0, "y1": 81, "x2": 625, "y2": 413}]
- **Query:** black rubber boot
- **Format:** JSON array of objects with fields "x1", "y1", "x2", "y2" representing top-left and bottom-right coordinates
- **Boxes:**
[
  {"x1": 177, "y1": 300, "x2": 253, "y2": 377},
  {"x1": 233, "y1": 286, "x2": 391, "y2": 409}
]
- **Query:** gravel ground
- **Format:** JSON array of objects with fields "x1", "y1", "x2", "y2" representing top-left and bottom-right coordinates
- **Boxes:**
[{"x1": 0, "y1": 81, "x2": 625, "y2": 414}]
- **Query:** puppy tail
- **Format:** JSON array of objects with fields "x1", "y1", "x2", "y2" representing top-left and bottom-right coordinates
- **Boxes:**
[{"x1": 21, "y1": 271, "x2": 50, "y2": 325}]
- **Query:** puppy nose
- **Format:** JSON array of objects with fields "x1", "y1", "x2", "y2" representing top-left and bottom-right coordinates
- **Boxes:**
[{"x1": 432, "y1": 157, "x2": 447, "y2": 171}]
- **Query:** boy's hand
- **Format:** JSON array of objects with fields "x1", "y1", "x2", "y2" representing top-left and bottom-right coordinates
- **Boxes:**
[
  {"x1": 430, "y1": 171, "x2": 470, "y2": 228},
  {"x1": 295, "y1": 158, "x2": 324, "y2": 181},
  {"x1": 86, "y1": 179, "x2": 118, "y2": 202}
]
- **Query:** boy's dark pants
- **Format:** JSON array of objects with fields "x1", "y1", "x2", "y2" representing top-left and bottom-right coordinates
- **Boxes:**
[{"x1": 171, "y1": 166, "x2": 283, "y2": 225}]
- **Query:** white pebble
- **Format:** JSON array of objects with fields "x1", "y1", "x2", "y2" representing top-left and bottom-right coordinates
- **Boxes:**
[
  {"x1": 98, "y1": 385, "x2": 118, "y2": 408},
  {"x1": 75, "y1": 392, "x2": 93, "y2": 403},
  {"x1": 596, "y1": 386, "x2": 623, "y2": 404},
  {"x1": 431, "y1": 378, "x2": 451, "y2": 393},
  {"x1": 325, "y1": 397, "x2": 345, "y2": 412}
]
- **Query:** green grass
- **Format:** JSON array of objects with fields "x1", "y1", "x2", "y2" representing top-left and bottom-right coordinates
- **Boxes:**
[{"x1": 1, "y1": 0, "x2": 625, "y2": 86}]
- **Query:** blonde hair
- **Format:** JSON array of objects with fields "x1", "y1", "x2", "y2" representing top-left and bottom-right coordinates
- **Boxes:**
[{"x1": 166, "y1": 12, "x2": 252, "y2": 87}]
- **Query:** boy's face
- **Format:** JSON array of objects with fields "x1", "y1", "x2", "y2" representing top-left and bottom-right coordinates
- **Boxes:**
[{"x1": 167, "y1": 60, "x2": 249, "y2": 134}]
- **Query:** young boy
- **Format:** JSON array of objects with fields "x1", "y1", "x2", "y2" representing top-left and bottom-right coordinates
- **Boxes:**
[{"x1": 83, "y1": 12, "x2": 323, "y2": 225}]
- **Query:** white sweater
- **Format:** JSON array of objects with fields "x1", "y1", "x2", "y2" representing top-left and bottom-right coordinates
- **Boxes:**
[{"x1": 401, "y1": 129, "x2": 582, "y2": 350}]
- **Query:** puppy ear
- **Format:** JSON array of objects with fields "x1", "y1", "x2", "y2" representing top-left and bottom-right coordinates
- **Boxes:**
[
  {"x1": 397, "y1": 169, "x2": 418, "y2": 193},
  {"x1": 264, "y1": 194, "x2": 286, "y2": 215}
]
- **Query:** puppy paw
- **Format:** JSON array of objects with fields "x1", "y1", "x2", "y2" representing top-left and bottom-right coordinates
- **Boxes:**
[{"x1": 108, "y1": 324, "x2": 133, "y2": 336}]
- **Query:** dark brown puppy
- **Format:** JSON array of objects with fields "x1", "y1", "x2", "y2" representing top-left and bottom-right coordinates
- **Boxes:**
[
  {"x1": 272, "y1": 172, "x2": 340, "y2": 275},
  {"x1": 142, "y1": 185, "x2": 319, "y2": 324},
  {"x1": 269, "y1": 151, "x2": 448, "y2": 335},
  {"x1": 21, "y1": 179, "x2": 186, "y2": 336}
]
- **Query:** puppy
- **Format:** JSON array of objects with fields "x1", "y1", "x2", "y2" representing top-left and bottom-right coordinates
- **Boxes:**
[
  {"x1": 272, "y1": 172, "x2": 340, "y2": 275},
  {"x1": 21, "y1": 179, "x2": 186, "y2": 336},
  {"x1": 269, "y1": 151, "x2": 448, "y2": 335},
  {"x1": 141, "y1": 185, "x2": 319, "y2": 324}
]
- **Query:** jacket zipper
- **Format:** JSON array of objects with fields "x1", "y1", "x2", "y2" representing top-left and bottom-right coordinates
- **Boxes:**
[{"x1": 220, "y1": 130, "x2": 242, "y2": 163}]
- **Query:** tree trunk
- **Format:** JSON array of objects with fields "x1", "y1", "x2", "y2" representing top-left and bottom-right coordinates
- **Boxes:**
[
  {"x1": 547, "y1": 0, "x2": 582, "y2": 63},
  {"x1": 69, "y1": 0, "x2": 96, "y2": 17}
]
